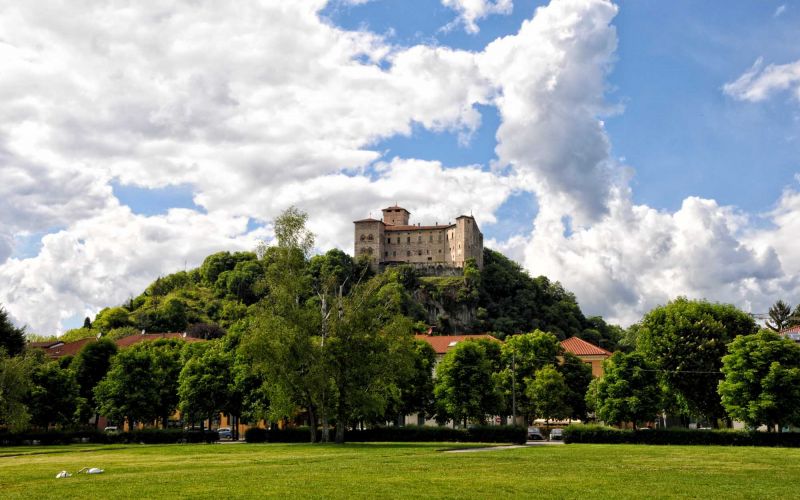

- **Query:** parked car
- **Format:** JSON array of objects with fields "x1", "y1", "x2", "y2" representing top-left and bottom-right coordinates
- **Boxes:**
[
  {"x1": 549, "y1": 428, "x2": 563, "y2": 441},
  {"x1": 103, "y1": 426, "x2": 119, "y2": 434},
  {"x1": 527, "y1": 427, "x2": 544, "y2": 441},
  {"x1": 217, "y1": 427, "x2": 233, "y2": 440}
]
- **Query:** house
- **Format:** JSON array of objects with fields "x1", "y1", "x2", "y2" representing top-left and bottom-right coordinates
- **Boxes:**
[
  {"x1": 560, "y1": 337, "x2": 612, "y2": 377},
  {"x1": 779, "y1": 325, "x2": 800, "y2": 344},
  {"x1": 414, "y1": 332, "x2": 498, "y2": 362},
  {"x1": 28, "y1": 331, "x2": 204, "y2": 359}
]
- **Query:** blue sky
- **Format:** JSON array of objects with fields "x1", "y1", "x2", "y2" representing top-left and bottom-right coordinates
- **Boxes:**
[{"x1": 2, "y1": 0, "x2": 800, "y2": 332}]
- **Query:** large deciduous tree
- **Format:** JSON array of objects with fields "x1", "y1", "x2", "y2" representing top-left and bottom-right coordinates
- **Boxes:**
[
  {"x1": 636, "y1": 297, "x2": 757, "y2": 425},
  {"x1": 72, "y1": 338, "x2": 118, "y2": 423},
  {"x1": 499, "y1": 330, "x2": 562, "y2": 422},
  {"x1": 558, "y1": 352, "x2": 594, "y2": 421},
  {"x1": 179, "y1": 342, "x2": 233, "y2": 429},
  {"x1": 25, "y1": 358, "x2": 80, "y2": 429},
  {"x1": 526, "y1": 365, "x2": 571, "y2": 423},
  {"x1": 434, "y1": 340, "x2": 502, "y2": 427},
  {"x1": 718, "y1": 330, "x2": 800, "y2": 431},
  {"x1": 592, "y1": 352, "x2": 660, "y2": 429}
]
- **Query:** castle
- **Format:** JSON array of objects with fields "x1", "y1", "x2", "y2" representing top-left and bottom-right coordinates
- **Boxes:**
[{"x1": 353, "y1": 205, "x2": 483, "y2": 274}]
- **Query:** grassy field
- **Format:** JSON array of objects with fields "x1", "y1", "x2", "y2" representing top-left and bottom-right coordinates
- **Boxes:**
[{"x1": 2, "y1": 442, "x2": 799, "y2": 499}]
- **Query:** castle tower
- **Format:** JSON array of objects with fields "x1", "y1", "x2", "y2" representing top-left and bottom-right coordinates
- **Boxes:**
[{"x1": 382, "y1": 205, "x2": 410, "y2": 226}]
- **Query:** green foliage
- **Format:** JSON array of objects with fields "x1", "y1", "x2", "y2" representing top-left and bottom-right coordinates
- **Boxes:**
[
  {"x1": 766, "y1": 299, "x2": 794, "y2": 332},
  {"x1": 178, "y1": 342, "x2": 233, "y2": 422},
  {"x1": 0, "y1": 305, "x2": 25, "y2": 357},
  {"x1": 0, "y1": 350, "x2": 32, "y2": 430},
  {"x1": 106, "y1": 326, "x2": 139, "y2": 340},
  {"x1": 498, "y1": 330, "x2": 562, "y2": 419},
  {"x1": 593, "y1": 352, "x2": 661, "y2": 428},
  {"x1": 92, "y1": 306, "x2": 132, "y2": 332},
  {"x1": 393, "y1": 340, "x2": 436, "y2": 419},
  {"x1": 271, "y1": 206, "x2": 315, "y2": 257},
  {"x1": 477, "y1": 250, "x2": 621, "y2": 349},
  {"x1": 434, "y1": 340, "x2": 503, "y2": 425},
  {"x1": 60, "y1": 327, "x2": 95, "y2": 342},
  {"x1": 636, "y1": 297, "x2": 757, "y2": 423},
  {"x1": 563, "y1": 425, "x2": 800, "y2": 447},
  {"x1": 558, "y1": 352, "x2": 594, "y2": 421},
  {"x1": 719, "y1": 330, "x2": 800, "y2": 429},
  {"x1": 526, "y1": 365, "x2": 571, "y2": 421},
  {"x1": 25, "y1": 359, "x2": 80, "y2": 428},
  {"x1": 71, "y1": 338, "x2": 118, "y2": 418}
]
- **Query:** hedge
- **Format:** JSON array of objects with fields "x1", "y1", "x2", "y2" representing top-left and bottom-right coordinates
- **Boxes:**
[
  {"x1": 562, "y1": 425, "x2": 800, "y2": 447},
  {"x1": 245, "y1": 425, "x2": 526, "y2": 444},
  {"x1": 0, "y1": 429, "x2": 220, "y2": 446}
]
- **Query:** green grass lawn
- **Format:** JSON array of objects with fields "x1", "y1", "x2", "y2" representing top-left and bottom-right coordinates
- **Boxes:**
[{"x1": 2, "y1": 442, "x2": 799, "y2": 499}]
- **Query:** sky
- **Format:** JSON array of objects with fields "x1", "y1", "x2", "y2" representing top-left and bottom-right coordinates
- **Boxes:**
[{"x1": 1, "y1": 0, "x2": 800, "y2": 334}]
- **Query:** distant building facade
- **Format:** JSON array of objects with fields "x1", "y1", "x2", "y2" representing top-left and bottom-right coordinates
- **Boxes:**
[{"x1": 353, "y1": 205, "x2": 484, "y2": 274}]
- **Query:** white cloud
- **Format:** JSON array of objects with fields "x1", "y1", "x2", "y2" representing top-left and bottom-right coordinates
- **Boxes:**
[
  {"x1": 442, "y1": 0, "x2": 513, "y2": 33},
  {"x1": 774, "y1": 4, "x2": 787, "y2": 17},
  {"x1": 0, "y1": 207, "x2": 265, "y2": 334},
  {"x1": 4, "y1": 0, "x2": 800, "y2": 335},
  {"x1": 724, "y1": 57, "x2": 800, "y2": 103}
]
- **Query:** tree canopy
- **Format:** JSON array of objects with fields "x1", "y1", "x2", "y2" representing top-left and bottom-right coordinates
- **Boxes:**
[{"x1": 1, "y1": 305, "x2": 26, "y2": 356}]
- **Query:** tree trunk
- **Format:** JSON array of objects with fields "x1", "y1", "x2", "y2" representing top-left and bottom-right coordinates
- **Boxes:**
[
  {"x1": 335, "y1": 420, "x2": 345, "y2": 444},
  {"x1": 308, "y1": 405, "x2": 318, "y2": 443},
  {"x1": 162, "y1": 415, "x2": 169, "y2": 429}
]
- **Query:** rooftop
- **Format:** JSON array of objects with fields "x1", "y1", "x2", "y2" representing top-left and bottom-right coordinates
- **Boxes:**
[
  {"x1": 560, "y1": 337, "x2": 612, "y2": 357},
  {"x1": 414, "y1": 333, "x2": 498, "y2": 355},
  {"x1": 29, "y1": 331, "x2": 204, "y2": 358}
]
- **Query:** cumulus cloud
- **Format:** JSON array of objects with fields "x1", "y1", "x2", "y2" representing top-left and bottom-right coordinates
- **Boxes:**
[
  {"x1": 0, "y1": 207, "x2": 265, "y2": 333},
  {"x1": 442, "y1": 0, "x2": 513, "y2": 33},
  {"x1": 724, "y1": 57, "x2": 800, "y2": 103},
  {"x1": 4, "y1": 0, "x2": 800, "y2": 334}
]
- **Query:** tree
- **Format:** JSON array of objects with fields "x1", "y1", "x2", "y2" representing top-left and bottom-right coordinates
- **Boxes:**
[
  {"x1": 434, "y1": 340, "x2": 502, "y2": 426},
  {"x1": 593, "y1": 352, "x2": 660, "y2": 429},
  {"x1": 558, "y1": 352, "x2": 594, "y2": 421},
  {"x1": 766, "y1": 300, "x2": 794, "y2": 332},
  {"x1": 636, "y1": 297, "x2": 757, "y2": 425},
  {"x1": 94, "y1": 339, "x2": 185, "y2": 427},
  {"x1": 244, "y1": 207, "x2": 325, "y2": 442},
  {"x1": 93, "y1": 306, "x2": 132, "y2": 332},
  {"x1": 499, "y1": 330, "x2": 562, "y2": 422},
  {"x1": 0, "y1": 350, "x2": 32, "y2": 431},
  {"x1": 325, "y1": 283, "x2": 416, "y2": 443},
  {"x1": 0, "y1": 305, "x2": 26, "y2": 357},
  {"x1": 179, "y1": 343, "x2": 232, "y2": 430},
  {"x1": 72, "y1": 338, "x2": 118, "y2": 423},
  {"x1": 25, "y1": 359, "x2": 80, "y2": 428},
  {"x1": 186, "y1": 323, "x2": 227, "y2": 340},
  {"x1": 527, "y1": 366, "x2": 571, "y2": 423},
  {"x1": 94, "y1": 347, "x2": 161, "y2": 427},
  {"x1": 392, "y1": 339, "x2": 436, "y2": 424},
  {"x1": 718, "y1": 330, "x2": 800, "y2": 431}
]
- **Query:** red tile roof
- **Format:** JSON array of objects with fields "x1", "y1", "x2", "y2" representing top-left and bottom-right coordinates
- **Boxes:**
[
  {"x1": 46, "y1": 337, "x2": 98, "y2": 358},
  {"x1": 560, "y1": 337, "x2": 612, "y2": 357},
  {"x1": 780, "y1": 325, "x2": 800, "y2": 335},
  {"x1": 353, "y1": 218, "x2": 382, "y2": 223},
  {"x1": 414, "y1": 334, "x2": 498, "y2": 355},
  {"x1": 29, "y1": 332, "x2": 204, "y2": 358}
]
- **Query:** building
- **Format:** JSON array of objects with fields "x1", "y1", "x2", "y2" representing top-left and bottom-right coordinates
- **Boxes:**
[
  {"x1": 354, "y1": 205, "x2": 483, "y2": 274},
  {"x1": 29, "y1": 331, "x2": 204, "y2": 359},
  {"x1": 779, "y1": 325, "x2": 800, "y2": 344},
  {"x1": 560, "y1": 337, "x2": 612, "y2": 377}
]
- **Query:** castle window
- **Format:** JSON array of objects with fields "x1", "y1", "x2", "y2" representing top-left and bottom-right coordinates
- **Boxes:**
[
  {"x1": 407, "y1": 236, "x2": 410, "y2": 243},
  {"x1": 418, "y1": 250, "x2": 422, "y2": 256},
  {"x1": 393, "y1": 251, "x2": 396, "y2": 257},
  {"x1": 387, "y1": 238, "x2": 391, "y2": 244},
  {"x1": 407, "y1": 251, "x2": 411, "y2": 256},
  {"x1": 368, "y1": 247, "x2": 373, "y2": 254},
  {"x1": 360, "y1": 234, "x2": 366, "y2": 241},
  {"x1": 418, "y1": 235, "x2": 422, "y2": 243},
  {"x1": 397, "y1": 237, "x2": 400, "y2": 244},
  {"x1": 385, "y1": 252, "x2": 388, "y2": 257},
  {"x1": 438, "y1": 249, "x2": 442, "y2": 253},
  {"x1": 367, "y1": 234, "x2": 373, "y2": 241},
  {"x1": 427, "y1": 249, "x2": 430, "y2": 255},
  {"x1": 429, "y1": 235, "x2": 433, "y2": 242}
]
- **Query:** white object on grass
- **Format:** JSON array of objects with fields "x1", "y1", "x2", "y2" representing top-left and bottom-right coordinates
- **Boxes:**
[
  {"x1": 78, "y1": 467, "x2": 104, "y2": 474},
  {"x1": 55, "y1": 471, "x2": 71, "y2": 478}
]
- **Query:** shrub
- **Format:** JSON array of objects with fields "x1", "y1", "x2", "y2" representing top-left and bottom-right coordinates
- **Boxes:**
[
  {"x1": 244, "y1": 427, "x2": 268, "y2": 443},
  {"x1": 563, "y1": 425, "x2": 800, "y2": 447}
]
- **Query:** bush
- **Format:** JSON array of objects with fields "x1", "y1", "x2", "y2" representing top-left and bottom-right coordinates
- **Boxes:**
[
  {"x1": 344, "y1": 425, "x2": 526, "y2": 444},
  {"x1": 0, "y1": 428, "x2": 219, "y2": 446},
  {"x1": 562, "y1": 425, "x2": 800, "y2": 447},
  {"x1": 244, "y1": 427, "x2": 268, "y2": 443}
]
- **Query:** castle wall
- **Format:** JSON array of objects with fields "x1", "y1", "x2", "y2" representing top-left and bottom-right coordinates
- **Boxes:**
[
  {"x1": 355, "y1": 208, "x2": 483, "y2": 272},
  {"x1": 353, "y1": 220, "x2": 384, "y2": 269}
]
